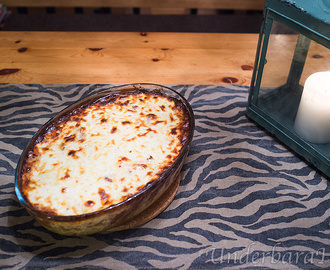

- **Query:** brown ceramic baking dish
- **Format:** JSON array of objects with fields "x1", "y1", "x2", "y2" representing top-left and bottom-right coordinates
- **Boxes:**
[{"x1": 15, "y1": 83, "x2": 194, "y2": 235}]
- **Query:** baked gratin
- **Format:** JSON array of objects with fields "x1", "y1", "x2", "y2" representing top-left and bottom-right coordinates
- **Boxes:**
[{"x1": 20, "y1": 89, "x2": 190, "y2": 216}]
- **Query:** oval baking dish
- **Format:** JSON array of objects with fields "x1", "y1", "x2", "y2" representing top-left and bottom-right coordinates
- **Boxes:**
[{"x1": 15, "y1": 83, "x2": 194, "y2": 235}]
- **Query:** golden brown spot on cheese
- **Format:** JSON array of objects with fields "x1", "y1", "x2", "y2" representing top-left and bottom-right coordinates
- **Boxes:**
[
  {"x1": 101, "y1": 118, "x2": 107, "y2": 123},
  {"x1": 138, "y1": 128, "x2": 156, "y2": 137},
  {"x1": 121, "y1": 100, "x2": 130, "y2": 106},
  {"x1": 122, "y1": 121, "x2": 131, "y2": 125},
  {"x1": 119, "y1": 157, "x2": 129, "y2": 162},
  {"x1": 61, "y1": 169, "x2": 71, "y2": 180},
  {"x1": 61, "y1": 187, "x2": 67, "y2": 193},
  {"x1": 111, "y1": 127, "x2": 117, "y2": 133},
  {"x1": 121, "y1": 194, "x2": 132, "y2": 202},
  {"x1": 104, "y1": 176, "x2": 112, "y2": 182},
  {"x1": 136, "y1": 164, "x2": 147, "y2": 169},
  {"x1": 85, "y1": 200, "x2": 95, "y2": 207},
  {"x1": 138, "y1": 131, "x2": 148, "y2": 137},
  {"x1": 68, "y1": 150, "x2": 76, "y2": 156},
  {"x1": 32, "y1": 146, "x2": 41, "y2": 156},
  {"x1": 154, "y1": 120, "x2": 166, "y2": 125},
  {"x1": 91, "y1": 132, "x2": 100, "y2": 137},
  {"x1": 34, "y1": 204, "x2": 58, "y2": 215},
  {"x1": 68, "y1": 150, "x2": 80, "y2": 160},
  {"x1": 147, "y1": 113, "x2": 157, "y2": 120},
  {"x1": 171, "y1": 128, "x2": 177, "y2": 135},
  {"x1": 137, "y1": 185, "x2": 146, "y2": 191},
  {"x1": 98, "y1": 188, "x2": 110, "y2": 203}
]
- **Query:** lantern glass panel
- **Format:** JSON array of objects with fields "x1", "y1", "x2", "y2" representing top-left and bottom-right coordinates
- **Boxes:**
[
  {"x1": 253, "y1": 19, "x2": 330, "y2": 161},
  {"x1": 260, "y1": 22, "x2": 299, "y2": 90}
]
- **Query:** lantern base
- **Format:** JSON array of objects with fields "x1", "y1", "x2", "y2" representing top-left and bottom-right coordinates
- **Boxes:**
[{"x1": 247, "y1": 84, "x2": 330, "y2": 178}]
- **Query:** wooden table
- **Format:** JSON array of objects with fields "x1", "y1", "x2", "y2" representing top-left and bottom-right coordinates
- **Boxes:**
[
  {"x1": 1, "y1": 32, "x2": 328, "y2": 86},
  {"x1": 1, "y1": 32, "x2": 330, "y2": 269},
  {"x1": 0, "y1": 32, "x2": 258, "y2": 86}
]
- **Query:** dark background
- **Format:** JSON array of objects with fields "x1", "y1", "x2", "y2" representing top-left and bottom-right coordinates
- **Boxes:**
[{"x1": 1, "y1": 7, "x2": 263, "y2": 33}]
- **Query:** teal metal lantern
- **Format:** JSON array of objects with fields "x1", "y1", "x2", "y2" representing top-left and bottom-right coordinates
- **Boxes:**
[{"x1": 246, "y1": 0, "x2": 330, "y2": 177}]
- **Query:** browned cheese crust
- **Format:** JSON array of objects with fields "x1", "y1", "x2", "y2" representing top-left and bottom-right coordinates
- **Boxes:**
[{"x1": 20, "y1": 90, "x2": 190, "y2": 216}]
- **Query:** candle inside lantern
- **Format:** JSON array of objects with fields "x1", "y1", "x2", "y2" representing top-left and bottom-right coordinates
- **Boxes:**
[{"x1": 294, "y1": 71, "x2": 330, "y2": 144}]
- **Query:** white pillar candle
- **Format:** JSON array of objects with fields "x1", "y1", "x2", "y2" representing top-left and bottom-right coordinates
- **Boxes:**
[{"x1": 294, "y1": 71, "x2": 330, "y2": 144}]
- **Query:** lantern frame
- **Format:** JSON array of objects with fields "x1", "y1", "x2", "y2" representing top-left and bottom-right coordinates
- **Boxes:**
[{"x1": 246, "y1": 0, "x2": 330, "y2": 177}]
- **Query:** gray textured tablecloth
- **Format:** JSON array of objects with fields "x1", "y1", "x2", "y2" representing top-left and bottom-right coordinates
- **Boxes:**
[{"x1": 0, "y1": 83, "x2": 329, "y2": 269}]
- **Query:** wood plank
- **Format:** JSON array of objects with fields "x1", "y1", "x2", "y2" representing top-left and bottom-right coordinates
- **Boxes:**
[
  {"x1": 1, "y1": 32, "x2": 327, "y2": 87},
  {"x1": 3, "y1": 0, "x2": 265, "y2": 10},
  {"x1": 0, "y1": 32, "x2": 258, "y2": 85}
]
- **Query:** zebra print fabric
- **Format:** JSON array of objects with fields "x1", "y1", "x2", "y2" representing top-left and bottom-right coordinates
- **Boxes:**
[{"x1": 0, "y1": 83, "x2": 329, "y2": 269}]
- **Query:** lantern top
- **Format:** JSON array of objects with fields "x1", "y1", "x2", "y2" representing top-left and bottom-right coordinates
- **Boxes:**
[{"x1": 265, "y1": 0, "x2": 330, "y2": 40}]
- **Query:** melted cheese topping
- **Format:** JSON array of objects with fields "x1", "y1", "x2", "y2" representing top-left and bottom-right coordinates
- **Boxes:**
[{"x1": 21, "y1": 91, "x2": 188, "y2": 216}]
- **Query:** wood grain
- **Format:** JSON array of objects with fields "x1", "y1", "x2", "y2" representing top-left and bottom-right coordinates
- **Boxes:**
[
  {"x1": 0, "y1": 32, "x2": 259, "y2": 85},
  {"x1": 1, "y1": 32, "x2": 327, "y2": 86}
]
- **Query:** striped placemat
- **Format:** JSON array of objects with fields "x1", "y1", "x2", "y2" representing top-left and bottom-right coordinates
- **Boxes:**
[{"x1": 0, "y1": 83, "x2": 329, "y2": 269}]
